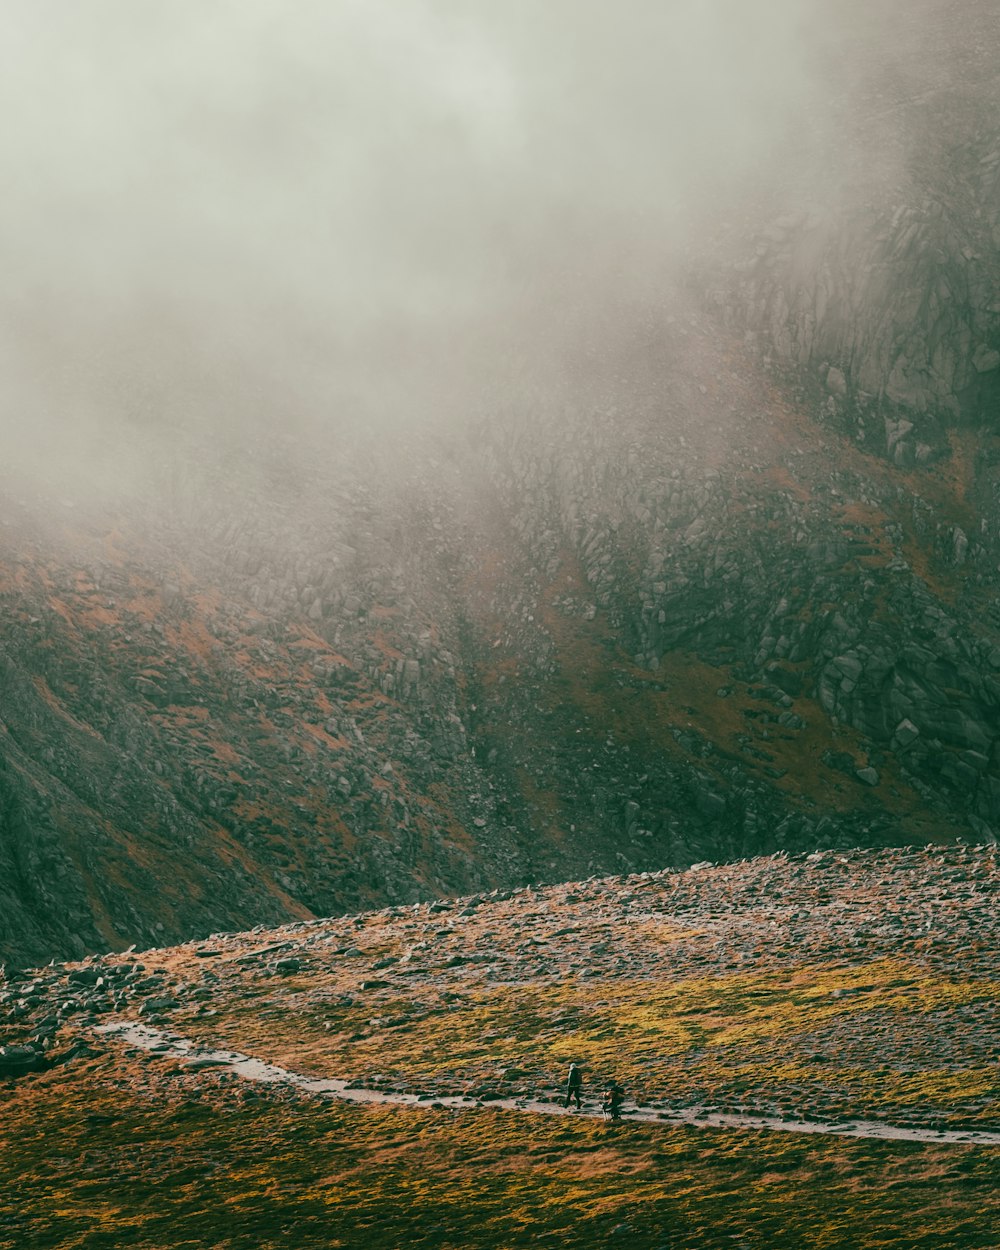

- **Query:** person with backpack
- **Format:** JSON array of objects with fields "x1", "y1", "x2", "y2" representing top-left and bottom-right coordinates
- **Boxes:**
[
  {"x1": 564, "y1": 1062, "x2": 583, "y2": 1109},
  {"x1": 602, "y1": 1082, "x2": 625, "y2": 1121}
]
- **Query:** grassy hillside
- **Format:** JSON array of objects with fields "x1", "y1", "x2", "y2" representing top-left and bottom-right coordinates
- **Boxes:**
[
  {"x1": 2, "y1": 846, "x2": 997, "y2": 1247},
  {"x1": 5, "y1": 1056, "x2": 998, "y2": 1250}
]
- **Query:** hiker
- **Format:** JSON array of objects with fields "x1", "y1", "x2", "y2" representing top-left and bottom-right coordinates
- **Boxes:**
[
  {"x1": 602, "y1": 1083, "x2": 625, "y2": 1121},
  {"x1": 564, "y1": 1062, "x2": 583, "y2": 1109}
]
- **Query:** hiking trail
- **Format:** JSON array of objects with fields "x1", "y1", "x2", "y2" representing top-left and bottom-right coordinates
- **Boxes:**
[{"x1": 93, "y1": 1021, "x2": 1000, "y2": 1149}]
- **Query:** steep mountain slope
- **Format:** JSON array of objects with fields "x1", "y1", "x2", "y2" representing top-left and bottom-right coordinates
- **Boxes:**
[
  {"x1": 6, "y1": 1, "x2": 1000, "y2": 964},
  {"x1": 2, "y1": 847, "x2": 997, "y2": 1247},
  {"x1": 5, "y1": 298, "x2": 1000, "y2": 964},
  {"x1": 720, "y1": 2, "x2": 1000, "y2": 456}
]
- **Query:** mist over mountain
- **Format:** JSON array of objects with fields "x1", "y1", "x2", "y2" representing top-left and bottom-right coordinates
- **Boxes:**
[
  {"x1": 1, "y1": 1, "x2": 924, "y2": 481},
  {"x1": 3, "y1": 2, "x2": 1000, "y2": 965}
]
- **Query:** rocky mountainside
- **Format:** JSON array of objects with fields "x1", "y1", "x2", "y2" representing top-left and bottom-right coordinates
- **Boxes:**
[
  {"x1": 6, "y1": 2, "x2": 1000, "y2": 965},
  {"x1": 4, "y1": 302, "x2": 1000, "y2": 965},
  {"x1": 718, "y1": 0, "x2": 1000, "y2": 458}
]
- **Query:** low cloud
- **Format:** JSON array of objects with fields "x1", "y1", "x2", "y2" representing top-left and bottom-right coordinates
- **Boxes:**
[{"x1": 0, "y1": 1, "x2": 943, "y2": 502}]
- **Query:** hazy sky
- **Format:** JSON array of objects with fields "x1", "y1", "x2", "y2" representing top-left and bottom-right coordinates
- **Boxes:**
[{"x1": 0, "y1": 1, "x2": 961, "y2": 498}]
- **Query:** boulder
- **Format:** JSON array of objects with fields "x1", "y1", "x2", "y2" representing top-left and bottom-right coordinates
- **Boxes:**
[{"x1": 0, "y1": 1045, "x2": 43, "y2": 1077}]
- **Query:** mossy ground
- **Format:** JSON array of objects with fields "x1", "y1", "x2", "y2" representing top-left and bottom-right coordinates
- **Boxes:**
[
  {"x1": 177, "y1": 956, "x2": 1000, "y2": 1130},
  {"x1": 2, "y1": 1050, "x2": 998, "y2": 1250},
  {"x1": 7, "y1": 848, "x2": 996, "y2": 1247}
]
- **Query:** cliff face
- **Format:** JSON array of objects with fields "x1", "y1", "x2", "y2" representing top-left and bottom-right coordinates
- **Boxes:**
[
  {"x1": 724, "y1": 154, "x2": 1000, "y2": 464},
  {"x1": 718, "y1": 3, "x2": 1000, "y2": 464}
]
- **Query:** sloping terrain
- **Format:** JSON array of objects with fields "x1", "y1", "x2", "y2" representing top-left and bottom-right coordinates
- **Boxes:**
[
  {"x1": 6, "y1": 6, "x2": 1000, "y2": 965},
  {"x1": 721, "y1": 1, "x2": 1000, "y2": 459},
  {"x1": 4, "y1": 301, "x2": 1000, "y2": 964},
  {"x1": 2, "y1": 846, "x2": 997, "y2": 1248}
]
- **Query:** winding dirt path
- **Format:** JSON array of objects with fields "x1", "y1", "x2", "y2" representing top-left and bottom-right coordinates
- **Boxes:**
[{"x1": 93, "y1": 1021, "x2": 1000, "y2": 1148}]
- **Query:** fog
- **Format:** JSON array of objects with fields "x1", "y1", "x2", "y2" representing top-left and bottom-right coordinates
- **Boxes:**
[{"x1": 0, "y1": 1, "x2": 965, "y2": 503}]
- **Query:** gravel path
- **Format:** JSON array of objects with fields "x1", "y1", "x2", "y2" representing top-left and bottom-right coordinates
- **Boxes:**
[{"x1": 93, "y1": 1020, "x2": 1000, "y2": 1149}]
